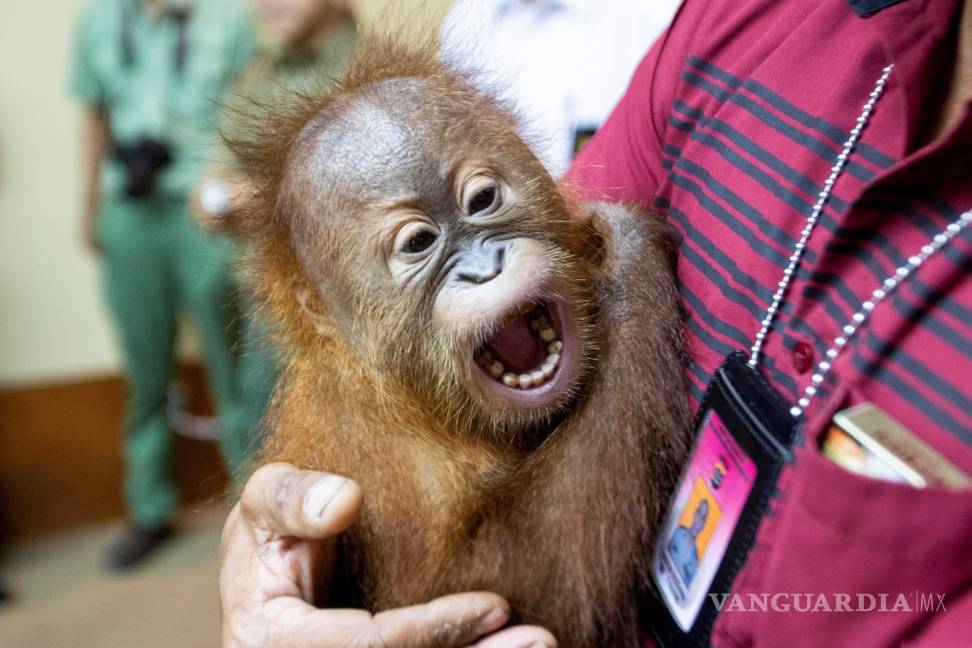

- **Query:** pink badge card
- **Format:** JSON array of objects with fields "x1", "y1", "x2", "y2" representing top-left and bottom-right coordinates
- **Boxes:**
[{"x1": 653, "y1": 410, "x2": 757, "y2": 630}]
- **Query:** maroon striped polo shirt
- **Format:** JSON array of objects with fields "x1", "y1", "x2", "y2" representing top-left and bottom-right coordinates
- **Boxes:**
[{"x1": 567, "y1": 0, "x2": 972, "y2": 644}]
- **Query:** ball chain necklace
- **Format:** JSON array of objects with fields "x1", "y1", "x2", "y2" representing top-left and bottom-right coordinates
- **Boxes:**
[{"x1": 743, "y1": 64, "x2": 972, "y2": 418}]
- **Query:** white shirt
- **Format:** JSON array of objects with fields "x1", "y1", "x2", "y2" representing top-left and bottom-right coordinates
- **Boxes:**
[{"x1": 441, "y1": 0, "x2": 682, "y2": 176}]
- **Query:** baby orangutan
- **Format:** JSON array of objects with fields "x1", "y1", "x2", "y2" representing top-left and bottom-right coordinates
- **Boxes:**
[{"x1": 230, "y1": 37, "x2": 689, "y2": 647}]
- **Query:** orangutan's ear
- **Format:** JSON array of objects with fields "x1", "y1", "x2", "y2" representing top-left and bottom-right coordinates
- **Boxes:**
[
  {"x1": 578, "y1": 203, "x2": 609, "y2": 269},
  {"x1": 293, "y1": 279, "x2": 337, "y2": 336}
]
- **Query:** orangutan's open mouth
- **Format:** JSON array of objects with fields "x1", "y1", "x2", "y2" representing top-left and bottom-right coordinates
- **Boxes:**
[{"x1": 470, "y1": 298, "x2": 579, "y2": 408}]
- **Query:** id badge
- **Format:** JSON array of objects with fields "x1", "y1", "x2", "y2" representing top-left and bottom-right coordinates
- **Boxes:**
[{"x1": 649, "y1": 351, "x2": 799, "y2": 647}]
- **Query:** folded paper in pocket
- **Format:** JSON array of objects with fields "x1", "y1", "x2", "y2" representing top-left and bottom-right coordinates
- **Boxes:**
[{"x1": 825, "y1": 403, "x2": 972, "y2": 490}]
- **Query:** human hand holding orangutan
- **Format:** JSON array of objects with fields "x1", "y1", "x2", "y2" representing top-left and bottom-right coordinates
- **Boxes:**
[
  {"x1": 219, "y1": 463, "x2": 556, "y2": 647},
  {"x1": 220, "y1": 36, "x2": 689, "y2": 647}
]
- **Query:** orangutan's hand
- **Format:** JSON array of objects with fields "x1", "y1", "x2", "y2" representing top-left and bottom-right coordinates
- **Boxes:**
[{"x1": 219, "y1": 463, "x2": 556, "y2": 648}]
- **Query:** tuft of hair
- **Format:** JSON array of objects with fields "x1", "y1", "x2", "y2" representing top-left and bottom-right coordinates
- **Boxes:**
[{"x1": 224, "y1": 31, "x2": 527, "y2": 357}]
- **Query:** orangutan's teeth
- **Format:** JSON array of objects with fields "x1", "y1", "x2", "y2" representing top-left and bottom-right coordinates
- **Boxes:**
[
  {"x1": 481, "y1": 303, "x2": 568, "y2": 389},
  {"x1": 488, "y1": 351, "x2": 563, "y2": 388}
]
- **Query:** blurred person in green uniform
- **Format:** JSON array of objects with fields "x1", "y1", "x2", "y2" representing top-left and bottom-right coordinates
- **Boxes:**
[
  {"x1": 70, "y1": 0, "x2": 257, "y2": 569},
  {"x1": 192, "y1": 0, "x2": 358, "y2": 471}
]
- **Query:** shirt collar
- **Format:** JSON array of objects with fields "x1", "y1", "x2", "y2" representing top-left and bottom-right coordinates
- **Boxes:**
[
  {"x1": 128, "y1": 0, "x2": 194, "y2": 21},
  {"x1": 551, "y1": 0, "x2": 589, "y2": 11},
  {"x1": 496, "y1": 0, "x2": 590, "y2": 16},
  {"x1": 847, "y1": 0, "x2": 911, "y2": 17}
]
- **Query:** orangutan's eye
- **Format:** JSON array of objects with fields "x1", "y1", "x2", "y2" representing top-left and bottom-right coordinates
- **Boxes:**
[
  {"x1": 462, "y1": 174, "x2": 503, "y2": 217},
  {"x1": 403, "y1": 229, "x2": 437, "y2": 254},
  {"x1": 467, "y1": 185, "x2": 498, "y2": 215},
  {"x1": 393, "y1": 221, "x2": 440, "y2": 259}
]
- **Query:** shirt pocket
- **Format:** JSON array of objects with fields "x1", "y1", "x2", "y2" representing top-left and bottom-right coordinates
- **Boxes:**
[
  {"x1": 177, "y1": 39, "x2": 232, "y2": 118},
  {"x1": 744, "y1": 384, "x2": 972, "y2": 647},
  {"x1": 183, "y1": 74, "x2": 224, "y2": 119},
  {"x1": 90, "y1": 45, "x2": 129, "y2": 109}
]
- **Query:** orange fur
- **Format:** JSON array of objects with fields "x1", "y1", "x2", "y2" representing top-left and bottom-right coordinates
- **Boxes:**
[{"x1": 229, "y1": 35, "x2": 689, "y2": 646}]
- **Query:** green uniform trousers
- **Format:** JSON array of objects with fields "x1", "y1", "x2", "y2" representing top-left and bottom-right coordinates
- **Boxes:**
[{"x1": 97, "y1": 196, "x2": 253, "y2": 527}]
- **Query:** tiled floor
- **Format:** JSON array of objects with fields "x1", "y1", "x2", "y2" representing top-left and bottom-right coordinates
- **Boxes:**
[{"x1": 0, "y1": 504, "x2": 227, "y2": 648}]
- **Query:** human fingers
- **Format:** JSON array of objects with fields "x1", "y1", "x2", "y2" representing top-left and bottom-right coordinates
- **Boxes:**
[
  {"x1": 239, "y1": 462, "x2": 362, "y2": 541},
  {"x1": 467, "y1": 624, "x2": 557, "y2": 648},
  {"x1": 261, "y1": 591, "x2": 514, "y2": 648}
]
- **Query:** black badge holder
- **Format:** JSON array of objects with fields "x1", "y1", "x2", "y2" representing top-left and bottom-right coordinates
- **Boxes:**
[{"x1": 647, "y1": 351, "x2": 799, "y2": 647}]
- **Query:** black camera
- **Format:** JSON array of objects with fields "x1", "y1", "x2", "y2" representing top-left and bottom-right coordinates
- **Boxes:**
[{"x1": 114, "y1": 138, "x2": 172, "y2": 199}]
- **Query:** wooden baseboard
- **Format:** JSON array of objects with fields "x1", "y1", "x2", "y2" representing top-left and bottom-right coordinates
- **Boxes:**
[{"x1": 0, "y1": 366, "x2": 229, "y2": 540}]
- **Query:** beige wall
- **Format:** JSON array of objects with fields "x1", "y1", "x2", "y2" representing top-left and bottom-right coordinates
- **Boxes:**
[{"x1": 0, "y1": 0, "x2": 451, "y2": 387}]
